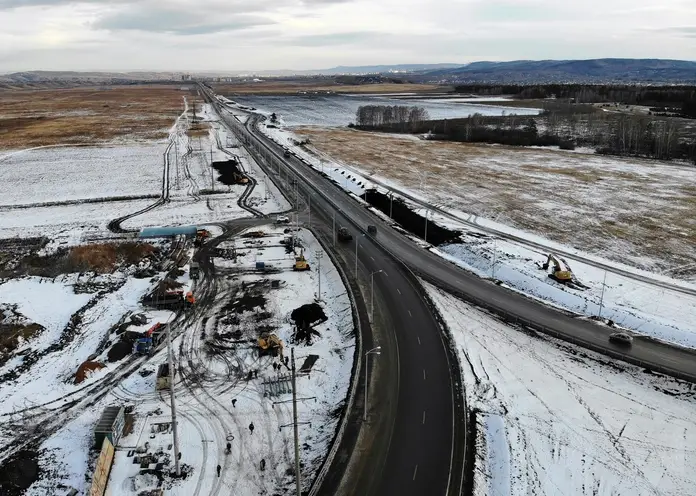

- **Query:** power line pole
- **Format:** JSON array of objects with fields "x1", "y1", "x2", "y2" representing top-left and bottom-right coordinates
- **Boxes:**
[
  {"x1": 315, "y1": 250, "x2": 323, "y2": 301},
  {"x1": 598, "y1": 270, "x2": 608, "y2": 319},
  {"x1": 291, "y1": 348, "x2": 302, "y2": 496},
  {"x1": 332, "y1": 211, "x2": 336, "y2": 247},
  {"x1": 166, "y1": 323, "x2": 181, "y2": 476}
]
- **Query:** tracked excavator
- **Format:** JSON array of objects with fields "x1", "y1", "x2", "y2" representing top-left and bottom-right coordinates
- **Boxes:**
[
  {"x1": 293, "y1": 249, "x2": 310, "y2": 271},
  {"x1": 542, "y1": 253, "x2": 573, "y2": 282},
  {"x1": 257, "y1": 333, "x2": 284, "y2": 359}
]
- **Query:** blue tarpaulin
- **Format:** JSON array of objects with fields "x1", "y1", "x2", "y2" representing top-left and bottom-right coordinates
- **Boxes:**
[{"x1": 138, "y1": 226, "x2": 197, "y2": 239}]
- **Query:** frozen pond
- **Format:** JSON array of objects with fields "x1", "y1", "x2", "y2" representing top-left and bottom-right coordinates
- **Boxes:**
[{"x1": 233, "y1": 94, "x2": 539, "y2": 127}]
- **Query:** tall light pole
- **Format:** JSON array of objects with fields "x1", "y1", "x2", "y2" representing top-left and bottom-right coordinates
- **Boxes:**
[
  {"x1": 291, "y1": 348, "x2": 301, "y2": 496},
  {"x1": 166, "y1": 323, "x2": 181, "y2": 475},
  {"x1": 364, "y1": 346, "x2": 382, "y2": 421},
  {"x1": 598, "y1": 270, "x2": 608, "y2": 319},
  {"x1": 370, "y1": 270, "x2": 385, "y2": 323},
  {"x1": 424, "y1": 209, "x2": 429, "y2": 243}
]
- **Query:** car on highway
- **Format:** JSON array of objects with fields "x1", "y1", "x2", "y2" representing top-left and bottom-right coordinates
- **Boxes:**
[
  {"x1": 609, "y1": 332, "x2": 633, "y2": 347},
  {"x1": 275, "y1": 215, "x2": 290, "y2": 224}
]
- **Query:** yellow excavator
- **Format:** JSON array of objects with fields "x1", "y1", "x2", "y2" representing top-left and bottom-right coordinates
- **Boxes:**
[
  {"x1": 258, "y1": 333, "x2": 284, "y2": 359},
  {"x1": 542, "y1": 254, "x2": 573, "y2": 282},
  {"x1": 293, "y1": 249, "x2": 310, "y2": 271}
]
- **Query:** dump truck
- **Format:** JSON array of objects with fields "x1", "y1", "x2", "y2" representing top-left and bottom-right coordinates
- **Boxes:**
[
  {"x1": 133, "y1": 337, "x2": 153, "y2": 355},
  {"x1": 337, "y1": 227, "x2": 352, "y2": 242},
  {"x1": 190, "y1": 261, "x2": 200, "y2": 280},
  {"x1": 258, "y1": 333, "x2": 284, "y2": 359}
]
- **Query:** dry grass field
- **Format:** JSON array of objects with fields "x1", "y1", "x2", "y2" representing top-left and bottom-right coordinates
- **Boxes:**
[
  {"x1": 213, "y1": 81, "x2": 443, "y2": 95},
  {"x1": 295, "y1": 127, "x2": 696, "y2": 273},
  {"x1": 0, "y1": 85, "x2": 196, "y2": 149}
]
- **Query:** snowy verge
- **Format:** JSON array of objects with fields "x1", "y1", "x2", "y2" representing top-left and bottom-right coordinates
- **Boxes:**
[{"x1": 425, "y1": 282, "x2": 696, "y2": 496}]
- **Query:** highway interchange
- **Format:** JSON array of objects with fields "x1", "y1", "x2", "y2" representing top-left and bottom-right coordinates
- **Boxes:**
[{"x1": 199, "y1": 84, "x2": 696, "y2": 495}]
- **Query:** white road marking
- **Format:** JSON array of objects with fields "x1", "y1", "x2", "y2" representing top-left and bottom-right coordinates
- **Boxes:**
[
  {"x1": 396, "y1": 288, "x2": 402, "y2": 295},
  {"x1": 417, "y1": 336, "x2": 421, "y2": 345},
  {"x1": 423, "y1": 369, "x2": 426, "y2": 380},
  {"x1": 423, "y1": 411, "x2": 426, "y2": 425},
  {"x1": 408, "y1": 310, "x2": 412, "y2": 317},
  {"x1": 413, "y1": 464, "x2": 418, "y2": 481},
  {"x1": 370, "y1": 256, "x2": 375, "y2": 261}
]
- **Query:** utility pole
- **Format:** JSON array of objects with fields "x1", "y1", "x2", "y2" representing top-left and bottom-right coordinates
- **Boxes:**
[
  {"x1": 332, "y1": 212, "x2": 336, "y2": 247},
  {"x1": 598, "y1": 270, "x2": 608, "y2": 319},
  {"x1": 389, "y1": 193, "x2": 393, "y2": 219},
  {"x1": 291, "y1": 348, "x2": 302, "y2": 496},
  {"x1": 308, "y1": 194, "x2": 311, "y2": 227},
  {"x1": 424, "y1": 210, "x2": 429, "y2": 243},
  {"x1": 491, "y1": 238, "x2": 497, "y2": 279},
  {"x1": 166, "y1": 323, "x2": 181, "y2": 476},
  {"x1": 315, "y1": 250, "x2": 323, "y2": 301}
]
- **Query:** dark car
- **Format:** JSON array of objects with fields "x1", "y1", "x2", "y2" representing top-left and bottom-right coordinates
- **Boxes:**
[{"x1": 609, "y1": 332, "x2": 633, "y2": 347}]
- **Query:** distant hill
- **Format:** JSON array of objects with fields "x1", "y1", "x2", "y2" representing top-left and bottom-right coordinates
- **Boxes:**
[
  {"x1": 316, "y1": 63, "x2": 463, "y2": 75},
  {"x1": 421, "y1": 59, "x2": 696, "y2": 84}
]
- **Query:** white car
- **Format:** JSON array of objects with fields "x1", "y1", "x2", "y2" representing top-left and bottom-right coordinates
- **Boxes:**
[
  {"x1": 609, "y1": 332, "x2": 633, "y2": 347},
  {"x1": 275, "y1": 216, "x2": 290, "y2": 224}
]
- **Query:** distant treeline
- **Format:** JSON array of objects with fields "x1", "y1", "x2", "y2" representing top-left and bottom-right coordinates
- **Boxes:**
[
  {"x1": 454, "y1": 84, "x2": 696, "y2": 118},
  {"x1": 353, "y1": 105, "x2": 429, "y2": 130},
  {"x1": 355, "y1": 112, "x2": 696, "y2": 163}
]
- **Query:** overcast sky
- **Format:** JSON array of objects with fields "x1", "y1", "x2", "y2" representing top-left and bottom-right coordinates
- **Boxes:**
[{"x1": 0, "y1": 0, "x2": 694, "y2": 72}]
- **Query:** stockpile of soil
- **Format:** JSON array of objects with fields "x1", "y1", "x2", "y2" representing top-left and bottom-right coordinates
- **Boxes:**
[
  {"x1": 291, "y1": 303, "x2": 327, "y2": 345},
  {"x1": 212, "y1": 159, "x2": 244, "y2": 185},
  {"x1": 224, "y1": 292, "x2": 266, "y2": 313},
  {"x1": 107, "y1": 331, "x2": 141, "y2": 362},
  {"x1": 0, "y1": 449, "x2": 40, "y2": 495},
  {"x1": 363, "y1": 189, "x2": 461, "y2": 246},
  {"x1": 74, "y1": 360, "x2": 106, "y2": 383}
]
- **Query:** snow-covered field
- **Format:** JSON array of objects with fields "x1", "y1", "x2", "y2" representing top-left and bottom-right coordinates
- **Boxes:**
[
  {"x1": 426, "y1": 283, "x2": 696, "y2": 496},
  {"x1": 0, "y1": 144, "x2": 164, "y2": 206},
  {"x1": 256, "y1": 122, "x2": 696, "y2": 349},
  {"x1": 286, "y1": 126, "x2": 696, "y2": 276},
  {"x1": 232, "y1": 94, "x2": 539, "y2": 127}
]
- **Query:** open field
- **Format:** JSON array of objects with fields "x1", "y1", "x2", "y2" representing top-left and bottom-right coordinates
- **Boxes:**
[
  {"x1": 213, "y1": 81, "x2": 443, "y2": 95},
  {"x1": 0, "y1": 85, "x2": 195, "y2": 149},
  {"x1": 294, "y1": 126, "x2": 696, "y2": 274}
]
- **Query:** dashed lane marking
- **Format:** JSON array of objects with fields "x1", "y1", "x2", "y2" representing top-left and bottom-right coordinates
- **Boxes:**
[
  {"x1": 423, "y1": 369, "x2": 426, "y2": 380},
  {"x1": 396, "y1": 288, "x2": 402, "y2": 295},
  {"x1": 413, "y1": 465, "x2": 418, "y2": 481},
  {"x1": 423, "y1": 411, "x2": 426, "y2": 425},
  {"x1": 417, "y1": 336, "x2": 421, "y2": 345}
]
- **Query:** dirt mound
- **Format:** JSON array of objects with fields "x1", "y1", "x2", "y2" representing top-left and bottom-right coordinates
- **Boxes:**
[
  {"x1": 0, "y1": 449, "x2": 40, "y2": 495},
  {"x1": 212, "y1": 159, "x2": 244, "y2": 185},
  {"x1": 290, "y1": 303, "x2": 327, "y2": 327},
  {"x1": 74, "y1": 360, "x2": 106, "y2": 383},
  {"x1": 291, "y1": 303, "x2": 327, "y2": 345},
  {"x1": 107, "y1": 331, "x2": 140, "y2": 362},
  {"x1": 224, "y1": 292, "x2": 266, "y2": 314},
  {"x1": 364, "y1": 189, "x2": 461, "y2": 246}
]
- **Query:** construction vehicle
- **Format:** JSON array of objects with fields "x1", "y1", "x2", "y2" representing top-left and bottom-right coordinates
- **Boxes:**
[
  {"x1": 293, "y1": 250, "x2": 310, "y2": 271},
  {"x1": 133, "y1": 337, "x2": 153, "y2": 355},
  {"x1": 195, "y1": 229, "x2": 210, "y2": 246},
  {"x1": 144, "y1": 290, "x2": 196, "y2": 310},
  {"x1": 190, "y1": 261, "x2": 200, "y2": 280},
  {"x1": 337, "y1": 227, "x2": 352, "y2": 242},
  {"x1": 257, "y1": 333, "x2": 284, "y2": 359},
  {"x1": 541, "y1": 254, "x2": 573, "y2": 282}
]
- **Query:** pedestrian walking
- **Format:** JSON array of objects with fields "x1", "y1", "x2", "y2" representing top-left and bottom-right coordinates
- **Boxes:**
[
  {"x1": 284, "y1": 356, "x2": 289, "y2": 367},
  {"x1": 217, "y1": 464, "x2": 221, "y2": 477},
  {"x1": 226, "y1": 442, "x2": 231, "y2": 454},
  {"x1": 231, "y1": 398, "x2": 237, "y2": 408},
  {"x1": 249, "y1": 422, "x2": 255, "y2": 434},
  {"x1": 260, "y1": 458, "x2": 266, "y2": 471},
  {"x1": 254, "y1": 369, "x2": 259, "y2": 379}
]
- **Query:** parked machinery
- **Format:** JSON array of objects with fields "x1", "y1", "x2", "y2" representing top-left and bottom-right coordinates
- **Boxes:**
[
  {"x1": 258, "y1": 333, "x2": 284, "y2": 359},
  {"x1": 542, "y1": 253, "x2": 573, "y2": 282},
  {"x1": 195, "y1": 229, "x2": 210, "y2": 247},
  {"x1": 293, "y1": 249, "x2": 310, "y2": 271},
  {"x1": 190, "y1": 261, "x2": 200, "y2": 280}
]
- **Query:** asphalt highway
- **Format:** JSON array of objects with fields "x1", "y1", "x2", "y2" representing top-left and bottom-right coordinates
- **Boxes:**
[
  {"x1": 205, "y1": 100, "x2": 465, "y2": 494},
  {"x1": 237, "y1": 114, "x2": 696, "y2": 382},
  {"x1": 202, "y1": 86, "x2": 696, "y2": 496}
]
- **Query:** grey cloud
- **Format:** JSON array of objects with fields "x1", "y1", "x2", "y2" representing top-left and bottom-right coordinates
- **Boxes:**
[
  {"x1": 289, "y1": 31, "x2": 382, "y2": 47},
  {"x1": 94, "y1": 7, "x2": 274, "y2": 35}
]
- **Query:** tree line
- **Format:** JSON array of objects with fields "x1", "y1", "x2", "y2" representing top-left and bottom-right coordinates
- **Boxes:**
[
  {"x1": 454, "y1": 84, "x2": 696, "y2": 118},
  {"x1": 353, "y1": 105, "x2": 429, "y2": 130}
]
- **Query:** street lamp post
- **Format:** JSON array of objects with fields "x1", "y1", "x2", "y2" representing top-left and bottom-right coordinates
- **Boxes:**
[
  {"x1": 370, "y1": 270, "x2": 385, "y2": 323},
  {"x1": 364, "y1": 346, "x2": 382, "y2": 421},
  {"x1": 424, "y1": 209, "x2": 429, "y2": 243}
]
